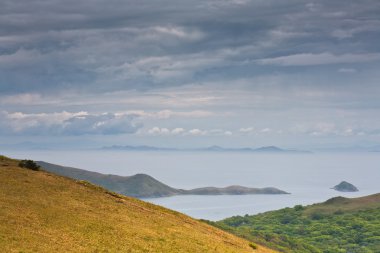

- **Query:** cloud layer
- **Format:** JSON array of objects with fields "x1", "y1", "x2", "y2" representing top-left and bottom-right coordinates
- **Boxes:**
[
  {"x1": 1, "y1": 0, "x2": 380, "y2": 95},
  {"x1": 0, "y1": 1, "x2": 380, "y2": 148}
]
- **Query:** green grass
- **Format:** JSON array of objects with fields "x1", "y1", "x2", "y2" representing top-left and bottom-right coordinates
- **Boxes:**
[
  {"x1": 0, "y1": 155, "x2": 276, "y2": 253},
  {"x1": 212, "y1": 194, "x2": 380, "y2": 253}
]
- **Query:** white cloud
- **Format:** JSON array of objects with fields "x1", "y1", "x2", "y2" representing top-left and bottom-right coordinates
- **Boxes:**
[
  {"x1": 239, "y1": 127, "x2": 255, "y2": 133},
  {"x1": 145, "y1": 127, "x2": 233, "y2": 136},
  {"x1": 124, "y1": 109, "x2": 214, "y2": 119},
  {"x1": 260, "y1": 128, "x2": 272, "y2": 133},
  {"x1": 153, "y1": 26, "x2": 204, "y2": 40},
  {"x1": 172, "y1": 128, "x2": 185, "y2": 135},
  {"x1": 257, "y1": 52, "x2": 380, "y2": 66},
  {"x1": 147, "y1": 127, "x2": 189, "y2": 136},
  {"x1": 208, "y1": 129, "x2": 233, "y2": 136},
  {"x1": 342, "y1": 128, "x2": 354, "y2": 136},
  {"x1": 209, "y1": 129, "x2": 223, "y2": 135},
  {"x1": 147, "y1": 127, "x2": 160, "y2": 135},
  {"x1": 0, "y1": 111, "x2": 141, "y2": 135},
  {"x1": 298, "y1": 123, "x2": 367, "y2": 137},
  {"x1": 147, "y1": 127, "x2": 170, "y2": 135},
  {"x1": 188, "y1": 128, "x2": 207, "y2": 136}
]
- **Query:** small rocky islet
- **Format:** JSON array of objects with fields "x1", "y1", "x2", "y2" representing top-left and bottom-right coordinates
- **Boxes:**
[{"x1": 332, "y1": 181, "x2": 359, "y2": 192}]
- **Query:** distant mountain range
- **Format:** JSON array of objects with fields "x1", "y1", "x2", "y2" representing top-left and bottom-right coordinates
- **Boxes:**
[
  {"x1": 314, "y1": 145, "x2": 380, "y2": 153},
  {"x1": 36, "y1": 161, "x2": 289, "y2": 198},
  {"x1": 101, "y1": 145, "x2": 310, "y2": 153}
]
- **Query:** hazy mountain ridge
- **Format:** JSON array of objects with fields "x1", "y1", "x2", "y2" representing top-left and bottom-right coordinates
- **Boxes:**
[
  {"x1": 36, "y1": 161, "x2": 289, "y2": 198},
  {"x1": 101, "y1": 145, "x2": 310, "y2": 153}
]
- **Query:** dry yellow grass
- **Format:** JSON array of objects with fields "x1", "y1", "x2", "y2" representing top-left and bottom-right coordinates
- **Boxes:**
[{"x1": 0, "y1": 156, "x2": 276, "y2": 253}]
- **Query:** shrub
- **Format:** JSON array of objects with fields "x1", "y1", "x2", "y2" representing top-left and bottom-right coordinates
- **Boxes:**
[
  {"x1": 294, "y1": 205, "x2": 304, "y2": 211},
  {"x1": 249, "y1": 242, "x2": 257, "y2": 249},
  {"x1": 310, "y1": 212, "x2": 325, "y2": 220},
  {"x1": 334, "y1": 210, "x2": 344, "y2": 215},
  {"x1": 18, "y1": 160, "x2": 40, "y2": 171}
]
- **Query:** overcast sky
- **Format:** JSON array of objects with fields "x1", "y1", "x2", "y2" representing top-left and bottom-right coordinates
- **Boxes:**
[{"x1": 1, "y1": 0, "x2": 380, "y2": 149}]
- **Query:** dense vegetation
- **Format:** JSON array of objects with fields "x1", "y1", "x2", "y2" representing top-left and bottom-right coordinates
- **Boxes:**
[
  {"x1": 0, "y1": 155, "x2": 276, "y2": 253},
  {"x1": 213, "y1": 194, "x2": 380, "y2": 253}
]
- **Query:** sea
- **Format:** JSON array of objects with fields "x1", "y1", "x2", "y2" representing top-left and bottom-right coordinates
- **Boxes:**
[{"x1": 2, "y1": 150, "x2": 379, "y2": 221}]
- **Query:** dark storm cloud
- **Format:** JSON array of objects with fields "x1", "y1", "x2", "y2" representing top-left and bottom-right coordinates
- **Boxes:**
[{"x1": 0, "y1": 0, "x2": 380, "y2": 94}]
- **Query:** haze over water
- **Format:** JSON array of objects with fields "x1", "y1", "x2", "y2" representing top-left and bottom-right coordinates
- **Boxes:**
[{"x1": 3, "y1": 150, "x2": 379, "y2": 220}]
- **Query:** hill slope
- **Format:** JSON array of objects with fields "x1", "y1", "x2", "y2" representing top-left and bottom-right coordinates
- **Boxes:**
[
  {"x1": 213, "y1": 194, "x2": 380, "y2": 253},
  {"x1": 36, "y1": 161, "x2": 181, "y2": 197},
  {"x1": 37, "y1": 161, "x2": 288, "y2": 198},
  {"x1": 0, "y1": 155, "x2": 276, "y2": 253}
]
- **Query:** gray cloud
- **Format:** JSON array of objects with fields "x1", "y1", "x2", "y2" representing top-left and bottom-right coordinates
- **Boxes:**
[
  {"x1": 1, "y1": 0, "x2": 380, "y2": 148},
  {"x1": 257, "y1": 52, "x2": 380, "y2": 66},
  {"x1": 1, "y1": 0, "x2": 380, "y2": 94}
]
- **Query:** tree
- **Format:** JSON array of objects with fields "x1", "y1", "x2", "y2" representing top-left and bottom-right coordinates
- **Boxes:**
[{"x1": 18, "y1": 160, "x2": 40, "y2": 171}]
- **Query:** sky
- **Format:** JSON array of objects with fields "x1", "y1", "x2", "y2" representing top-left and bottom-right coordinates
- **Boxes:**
[{"x1": 1, "y1": 0, "x2": 380, "y2": 150}]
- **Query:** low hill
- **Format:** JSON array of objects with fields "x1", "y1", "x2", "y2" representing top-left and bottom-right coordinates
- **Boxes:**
[
  {"x1": 185, "y1": 186, "x2": 288, "y2": 195},
  {"x1": 36, "y1": 161, "x2": 181, "y2": 198},
  {"x1": 0, "y1": 155, "x2": 275, "y2": 253},
  {"x1": 212, "y1": 194, "x2": 380, "y2": 253},
  {"x1": 37, "y1": 161, "x2": 288, "y2": 198}
]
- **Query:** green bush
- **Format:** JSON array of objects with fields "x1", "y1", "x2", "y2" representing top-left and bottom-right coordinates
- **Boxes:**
[
  {"x1": 310, "y1": 212, "x2": 325, "y2": 220},
  {"x1": 249, "y1": 242, "x2": 257, "y2": 249},
  {"x1": 18, "y1": 160, "x2": 40, "y2": 171}
]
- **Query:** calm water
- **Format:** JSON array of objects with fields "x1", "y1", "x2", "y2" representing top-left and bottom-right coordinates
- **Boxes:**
[{"x1": 3, "y1": 150, "x2": 379, "y2": 220}]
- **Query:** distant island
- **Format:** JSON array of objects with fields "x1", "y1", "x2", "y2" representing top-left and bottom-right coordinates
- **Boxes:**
[
  {"x1": 184, "y1": 186, "x2": 289, "y2": 195},
  {"x1": 332, "y1": 181, "x2": 359, "y2": 192},
  {"x1": 37, "y1": 161, "x2": 289, "y2": 198},
  {"x1": 101, "y1": 145, "x2": 310, "y2": 153}
]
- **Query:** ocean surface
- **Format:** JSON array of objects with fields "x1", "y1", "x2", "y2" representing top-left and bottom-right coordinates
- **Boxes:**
[{"x1": 3, "y1": 150, "x2": 379, "y2": 221}]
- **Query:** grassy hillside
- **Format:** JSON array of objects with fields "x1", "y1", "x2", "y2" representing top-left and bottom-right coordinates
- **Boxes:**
[
  {"x1": 0, "y1": 155, "x2": 276, "y2": 253},
  {"x1": 37, "y1": 161, "x2": 288, "y2": 198},
  {"x1": 212, "y1": 194, "x2": 380, "y2": 253}
]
